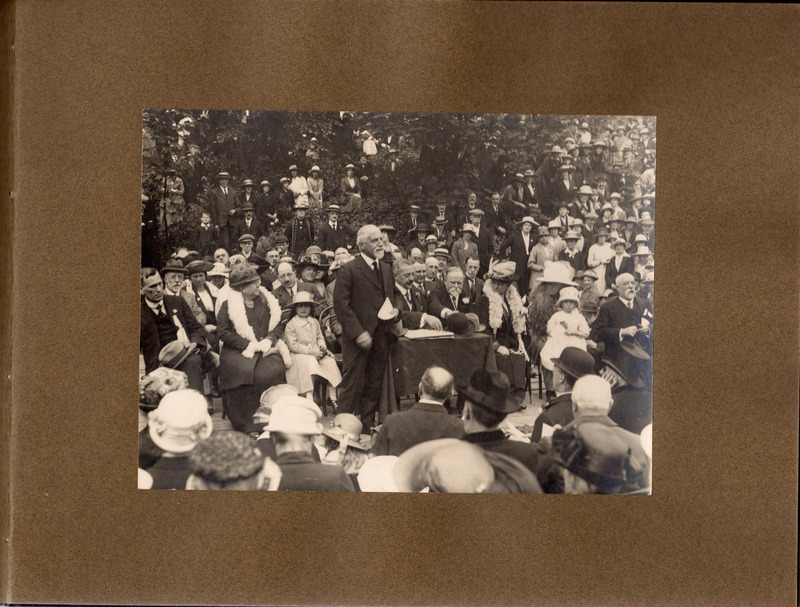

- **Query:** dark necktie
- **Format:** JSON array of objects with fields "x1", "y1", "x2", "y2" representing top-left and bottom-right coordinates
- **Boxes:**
[
  {"x1": 406, "y1": 290, "x2": 413, "y2": 309},
  {"x1": 451, "y1": 296, "x2": 458, "y2": 310}
]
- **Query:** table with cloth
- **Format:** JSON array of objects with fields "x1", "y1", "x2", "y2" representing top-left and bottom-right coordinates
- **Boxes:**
[{"x1": 376, "y1": 333, "x2": 497, "y2": 422}]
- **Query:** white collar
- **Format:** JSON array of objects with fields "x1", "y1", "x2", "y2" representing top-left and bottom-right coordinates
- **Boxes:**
[{"x1": 360, "y1": 252, "x2": 376, "y2": 268}]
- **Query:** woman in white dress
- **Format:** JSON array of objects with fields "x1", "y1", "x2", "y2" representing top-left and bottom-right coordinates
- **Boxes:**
[{"x1": 586, "y1": 227, "x2": 614, "y2": 295}]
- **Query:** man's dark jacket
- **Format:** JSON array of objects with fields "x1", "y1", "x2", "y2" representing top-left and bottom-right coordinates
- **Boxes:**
[{"x1": 140, "y1": 294, "x2": 205, "y2": 374}]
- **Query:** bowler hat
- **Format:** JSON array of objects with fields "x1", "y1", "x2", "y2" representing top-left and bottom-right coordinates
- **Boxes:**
[
  {"x1": 457, "y1": 369, "x2": 520, "y2": 414},
  {"x1": 412, "y1": 223, "x2": 431, "y2": 234},
  {"x1": 240, "y1": 204, "x2": 255, "y2": 213},
  {"x1": 551, "y1": 347, "x2": 595, "y2": 380},
  {"x1": 445, "y1": 312, "x2": 475, "y2": 336}
]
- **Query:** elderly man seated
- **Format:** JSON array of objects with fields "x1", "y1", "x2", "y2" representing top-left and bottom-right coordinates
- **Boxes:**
[{"x1": 428, "y1": 266, "x2": 475, "y2": 318}]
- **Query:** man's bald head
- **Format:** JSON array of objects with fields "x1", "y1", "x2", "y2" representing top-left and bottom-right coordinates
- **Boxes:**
[
  {"x1": 419, "y1": 366, "x2": 454, "y2": 402},
  {"x1": 571, "y1": 375, "x2": 613, "y2": 416}
]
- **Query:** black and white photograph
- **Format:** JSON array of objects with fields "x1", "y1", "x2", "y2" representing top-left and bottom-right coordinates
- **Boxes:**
[{"x1": 139, "y1": 110, "x2": 655, "y2": 494}]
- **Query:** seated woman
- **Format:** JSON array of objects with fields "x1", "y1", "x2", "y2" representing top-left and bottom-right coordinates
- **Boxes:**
[
  {"x1": 217, "y1": 265, "x2": 291, "y2": 434},
  {"x1": 296, "y1": 257, "x2": 327, "y2": 304},
  {"x1": 475, "y1": 260, "x2": 529, "y2": 398}
]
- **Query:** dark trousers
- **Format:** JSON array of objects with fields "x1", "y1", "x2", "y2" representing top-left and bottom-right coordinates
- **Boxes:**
[
  {"x1": 338, "y1": 324, "x2": 390, "y2": 428},
  {"x1": 217, "y1": 223, "x2": 235, "y2": 253},
  {"x1": 177, "y1": 352, "x2": 204, "y2": 393}
]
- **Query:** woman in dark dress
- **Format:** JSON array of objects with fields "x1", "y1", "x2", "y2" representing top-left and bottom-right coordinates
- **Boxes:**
[
  {"x1": 475, "y1": 260, "x2": 529, "y2": 398},
  {"x1": 217, "y1": 265, "x2": 288, "y2": 433}
]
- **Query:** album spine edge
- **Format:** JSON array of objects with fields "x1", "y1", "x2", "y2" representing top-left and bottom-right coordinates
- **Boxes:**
[{"x1": 0, "y1": 0, "x2": 15, "y2": 603}]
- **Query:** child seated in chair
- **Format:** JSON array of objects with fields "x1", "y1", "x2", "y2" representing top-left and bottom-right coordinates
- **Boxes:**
[
  {"x1": 283, "y1": 291, "x2": 342, "y2": 408},
  {"x1": 540, "y1": 286, "x2": 590, "y2": 376}
]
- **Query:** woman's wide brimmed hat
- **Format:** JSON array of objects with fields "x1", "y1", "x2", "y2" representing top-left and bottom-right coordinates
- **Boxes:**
[
  {"x1": 516, "y1": 216, "x2": 539, "y2": 227},
  {"x1": 309, "y1": 165, "x2": 320, "y2": 173},
  {"x1": 322, "y1": 413, "x2": 371, "y2": 451},
  {"x1": 537, "y1": 226, "x2": 550, "y2": 237},
  {"x1": 266, "y1": 395, "x2": 323, "y2": 435},
  {"x1": 392, "y1": 439, "x2": 495, "y2": 493},
  {"x1": 485, "y1": 260, "x2": 518, "y2": 283},
  {"x1": 456, "y1": 369, "x2": 520, "y2": 414},
  {"x1": 207, "y1": 263, "x2": 229, "y2": 278},
  {"x1": 297, "y1": 256, "x2": 320, "y2": 273},
  {"x1": 539, "y1": 260, "x2": 577, "y2": 287},
  {"x1": 147, "y1": 389, "x2": 213, "y2": 454},
  {"x1": 460, "y1": 223, "x2": 478, "y2": 235},
  {"x1": 228, "y1": 264, "x2": 261, "y2": 288},
  {"x1": 184, "y1": 260, "x2": 213, "y2": 276},
  {"x1": 139, "y1": 367, "x2": 189, "y2": 411}
]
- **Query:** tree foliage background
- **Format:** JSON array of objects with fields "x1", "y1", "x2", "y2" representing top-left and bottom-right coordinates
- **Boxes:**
[{"x1": 142, "y1": 110, "x2": 650, "y2": 265}]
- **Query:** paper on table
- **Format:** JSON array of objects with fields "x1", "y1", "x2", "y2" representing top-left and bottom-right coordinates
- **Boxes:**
[
  {"x1": 403, "y1": 329, "x2": 455, "y2": 340},
  {"x1": 377, "y1": 297, "x2": 396, "y2": 320}
]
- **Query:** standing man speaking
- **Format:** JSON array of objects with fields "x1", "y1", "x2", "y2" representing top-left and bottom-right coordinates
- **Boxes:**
[{"x1": 334, "y1": 225, "x2": 397, "y2": 428}]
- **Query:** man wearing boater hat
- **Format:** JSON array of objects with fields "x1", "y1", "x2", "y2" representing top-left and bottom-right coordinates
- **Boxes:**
[
  {"x1": 207, "y1": 171, "x2": 241, "y2": 252},
  {"x1": 499, "y1": 215, "x2": 539, "y2": 294},
  {"x1": 459, "y1": 369, "x2": 539, "y2": 474},
  {"x1": 530, "y1": 347, "x2": 596, "y2": 443}
]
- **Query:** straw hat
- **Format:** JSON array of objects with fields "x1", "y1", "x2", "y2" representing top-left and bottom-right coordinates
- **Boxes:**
[
  {"x1": 321, "y1": 414, "x2": 371, "y2": 451},
  {"x1": 147, "y1": 389, "x2": 213, "y2": 454},
  {"x1": 556, "y1": 286, "x2": 581, "y2": 306},
  {"x1": 266, "y1": 395, "x2": 322, "y2": 435},
  {"x1": 539, "y1": 260, "x2": 577, "y2": 287}
]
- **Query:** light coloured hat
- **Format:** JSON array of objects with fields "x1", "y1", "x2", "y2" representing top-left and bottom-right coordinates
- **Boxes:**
[
  {"x1": 609, "y1": 192, "x2": 622, "y2": 200},
  {"x1": 584, "y1": 210, "x2": 599, "y2": 219},
  {"x1": 147, "y1": 389, "x2": 213, "y2": 454},
  {"x1": 287, "y1": 290, "x2": 320, "y2": 309},
  {"x1": 578, "y1": 185, "x2": 593, "y2": 195},
  {"x1": 288, "y1": 164, "x2": 298, "y2": 171},
  {"x1": 563, "y1": 230, "x2": 579, "y2": 241},
  {"x1": 393, "y1": 439, "x2": 494, "y2": 493},
  {"x1": 293, "y1": 199, "x2": 310, "y2": 210},
  {"x1": 433, "y1": 247, "x2": 450, "y2": 258},
  {"x1": 357, "y1": 456, "x2": 400, "y2": 492},
  {"x1": 304, "y1": 245, "x2": 322, "y2": 256},
  {"x1": 322, "y1": 413, "x2": 371, "y2": 451},
  {"x1": 547, "y1": 219, "x2": 561, "y2": 230},
  {"x1": 537, "y1": 226, "x2": 550, "y2": 237},
  {"x1": 309, "y1": 165, "x2": 320, "y2": 173},
  {"x1": 254, "y1": 384, "x2": 298, "y2": 424},
  {"x1": 557, "y1": 286, "x2": 581, "y2": 305},
  {"x1": 634, "y1": 234, "x2": 648, "y2": 244},
  {"x1": 612, "y1": 237, "x2": 629, "y2": 248},
  {"x1": 634, "y1": 245, "x2": 652, "y2": 257},
  {"x1": 425, "y1": 234, "x2": 439, "y2": 244},
  {"x1": 642, "y1": 270, "x2": 654, "y2": 284},
  {"x1": 260, "y1": 179, "x2": 270, "y2": 186},
  {"x1": 266, "y1": 395, "x2": 322, "y2": 435},
  {"x1": 524, "y1": 169, "x2": 535, "y2": 177},
  {"x1": 539, "y1": 260, "x2": 577, "y2": 287},
  {"x1": 516, "y1": 216, "x2": 539, "y2": 227},
  {"x1": 242, "y1": 179, "x2": 254, "y2": 187},
  {"x1": 581, "y1": 269, "x2": 598, "y2": 280},
  {"x1": 485, "y1": 260, "x2": 518, "y2": 283}
]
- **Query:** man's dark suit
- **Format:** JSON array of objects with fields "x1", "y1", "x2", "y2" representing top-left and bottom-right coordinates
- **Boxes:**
[
  {"x1": 593, "y1": 295, "x2": 651, "y2": 361},
  {"x1": 235, "y1": 217, "x2": 265, "y2": 246},
  {"x1": 499, "y1": 231, "x2": 536, "y2": 293},
  {"x1": 371, "y1": 401, "x2": 464, "y2": 456},
  {"x1": 318, "y1": 221, "x2": 348, "y2": 252},
  {"x1": 272, "y1": 282, "x2": 316, "y2": 309},
  {"x1": 530, "y1": 392, "x2": 574, "y2": 443},
  {"x1": 462, "y1": 430, "x2": 539, "y2": 474},
  {"x1": 471, "y1": 224, "x2": 493, "y2": 277},
  {"x1": 461, "y1": 276, "x2": 484, "y2": 306},
  {"x1": 193, "y1": 224, "x2": 217, "y2": 258},
  {"x1": 140, "y1": 294, "x2": 205, "y2": 390},
  {"x1": 333, "y1": 254, "x2": 395, "y2": 426},
  {"x1": 207, "y1": 185, "x2": 241, "y2": 252},
  {"x1": 483, "y1": 202, "x2": 511, "y2": 235},
  {"x1": 608, "y1": 386, "x2": 652, "y2": 434},
  {"x1": 393, "y1": 284, "x2": 429, "y2": 329},
  {"x1": 604, "y1": 255, "x2": 635, "y2": 289},
  {"x1": 427, "y1": 282, "x2": 475, "y2": 318},
  {"x1": 558, "y1": 247, "x2": 586, "y2": 273}
]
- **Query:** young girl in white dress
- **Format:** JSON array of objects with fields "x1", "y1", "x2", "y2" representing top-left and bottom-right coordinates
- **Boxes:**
[
  {"x1": 539, "y1": 286, "x2": 591, "y2": 375},
  {"x1": 284, "y1": 291, "x2": 342, "y2": 405}
]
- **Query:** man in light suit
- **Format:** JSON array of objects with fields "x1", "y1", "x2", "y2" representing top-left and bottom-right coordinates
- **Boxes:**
[
  {"x1": 333, "y1": 225, "x2": 398, "y2": 427},
  {"x1": 207, "y1": 171, "x2": 241, "y2": 253}
]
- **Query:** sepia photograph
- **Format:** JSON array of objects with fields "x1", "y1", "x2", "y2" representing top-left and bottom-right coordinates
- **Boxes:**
[{"x1": 139, "y1": 110, "x2": 655, "y2": 494}]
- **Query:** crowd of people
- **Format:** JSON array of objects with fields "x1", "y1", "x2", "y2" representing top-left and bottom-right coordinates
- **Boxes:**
[{"x1": 140, "y1": 117, "x2": 655, "y2": 494}]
